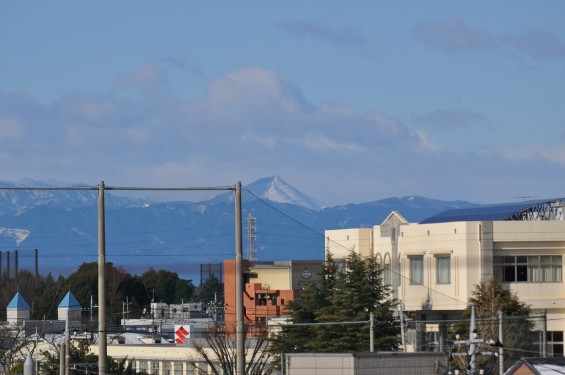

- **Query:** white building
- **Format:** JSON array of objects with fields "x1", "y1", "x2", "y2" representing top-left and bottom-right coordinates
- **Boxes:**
[{"x1": 325, "y1": 199, "x2": 565, "y2": 355}]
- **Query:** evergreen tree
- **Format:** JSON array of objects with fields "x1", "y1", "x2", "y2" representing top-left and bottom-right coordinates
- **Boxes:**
[
  {"x1": 451, "y1": 278, "x2": 537, "y2": 373},
  {"x1": 271, "y1": 251, "x2": 400, "y2": 355}
]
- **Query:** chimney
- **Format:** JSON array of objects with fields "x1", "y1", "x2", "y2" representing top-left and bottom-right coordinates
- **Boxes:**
[
  {"x1": 15, "y1": 249, "x2": 19, "y2": 281},
  {"x1": 35, "y1": 249, "x2": 39, "y2": 279}
]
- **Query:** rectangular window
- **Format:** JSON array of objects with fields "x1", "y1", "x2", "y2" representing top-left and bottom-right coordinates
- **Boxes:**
[
  {"x1": 547, "y1": 331, "x2": 564, "y2": 357},
  {"x1": 494, "y1": 255, "x2": 562, "y2": 283},
  {"x1": 336, "y1": 260, "x2": 346, "y2": 274},
  {"x1": 436, "y1": 256, "x2": 451, "y2": 284},
  {"x1": 383, "y1": 265, "x2": 392, "y2": 286},
  {"x1": 410, "y1": 256, "x2": 424, "y2": 285}
]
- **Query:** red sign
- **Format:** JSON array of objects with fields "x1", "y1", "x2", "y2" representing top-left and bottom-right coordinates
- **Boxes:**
[{"x1": 175, "y1": 325, "x2": 190, "y2": 344}]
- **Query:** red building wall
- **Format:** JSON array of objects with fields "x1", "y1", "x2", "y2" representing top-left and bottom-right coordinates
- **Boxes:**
[{"x1": 224, "y1": 260, "x2": 296, "y2": 336}]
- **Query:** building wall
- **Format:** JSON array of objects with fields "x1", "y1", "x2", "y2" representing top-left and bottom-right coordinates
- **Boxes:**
[
  {"x1": 224, "y1": 259, "x2": 322, "y2": 335},
  {"x1": 90, "y1": 343, "x2": 233, "y2": 375},
  {"x1": 250, "y1": 267, "x2": 290, "y2": 290},
  {"x1": 393, "y1": 221, "x2": 481, "y2": 311},
  {"x1": 325, "y1": 228, "x2": 373, "y2": 260},
  {"x1": 286, "y1": 352, "x2": 448, "y2": 375},
  {"x1": 325, "y1": 214, "x2": 565, "y2": 350}
]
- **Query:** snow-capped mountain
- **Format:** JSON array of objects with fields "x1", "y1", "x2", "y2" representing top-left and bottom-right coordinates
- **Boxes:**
[
  {"x1": 0, "y1": 177, "x2": 477, "y2": 279},
  {"x1": 0, "y1": 179, "x2": 147, "y2": 215},
  {"x1": 245, "y1": 176, "x2": 326, "y2": 210}
]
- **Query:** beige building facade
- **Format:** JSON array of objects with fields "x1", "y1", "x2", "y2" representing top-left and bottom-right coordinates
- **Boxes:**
[{"x1": 325, "y1": 200, "x2": 565, "y2": 355}]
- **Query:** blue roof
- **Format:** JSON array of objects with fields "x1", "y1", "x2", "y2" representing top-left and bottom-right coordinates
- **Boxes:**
[
  {"x1": 7, "y1": 292, "x2": 30, "y2": 309},
  {"x1": 58, "y1": 291, "x2": 81, "y2": 308},
  {"x1": 420, "y1": 198, "x2": 564, "y2": 224}
]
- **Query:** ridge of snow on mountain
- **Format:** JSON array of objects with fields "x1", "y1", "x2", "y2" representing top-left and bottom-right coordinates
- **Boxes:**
[
  {"x1": 246, "y1": 176, "x2": 326, "y2": 210},
  {"x1": 0, "y1": 227, "x2": 31, "y2": 245}
]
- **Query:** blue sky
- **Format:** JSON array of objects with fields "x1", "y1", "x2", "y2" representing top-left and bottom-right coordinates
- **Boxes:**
[{"x1": 1, "y1": 1, "x2": 565, "y2": 205}]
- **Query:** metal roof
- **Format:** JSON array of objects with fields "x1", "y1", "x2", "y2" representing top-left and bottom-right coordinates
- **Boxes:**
[
  {"x1": 420, "y1": 198, "x2": 565, "y2": 224},
  {"x1": 7, "y1": 292, "x2": 30, "y2": 309},
  {"x1": 58, "y1": 291, "x2": 81, "y2": 308}
]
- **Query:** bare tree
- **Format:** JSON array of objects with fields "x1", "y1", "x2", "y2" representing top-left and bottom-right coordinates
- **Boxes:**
[
  {"x1": 0, "y1": 324, "x2": 37, "y2": 372},
  {"x1": 188, "y1": 323, "x2": 275, "y2": 375}
]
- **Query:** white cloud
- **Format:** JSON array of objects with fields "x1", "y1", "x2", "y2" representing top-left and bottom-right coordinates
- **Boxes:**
[
  {"x1": 0, "y1": 117, "x2": 23, "y2": 140},
  {"x1": 412, "y1": 130, "x2": 442, "y2": 153},
  {"x1": 300, "y1": 134, "x2": 365, "y2": 153},
  {"x1": 205, "y1": 66, "x2": 310, "y2": 115},
  {"x1": 411, "y1": 109, "x2": 490, "y2": 130},
  {"x1": 500, "y1": 142, "x2": 565, "y2": 167},
  {"x1": 115, "y1": 63, "x2": 169, "y2": 93},
  {"x1": 1, "y1": 65, "x2": 564, "y2": 205}
]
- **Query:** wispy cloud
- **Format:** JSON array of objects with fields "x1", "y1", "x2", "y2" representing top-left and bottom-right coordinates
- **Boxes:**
[
  {"x1": 277, "y1": 20, "x2": 367, "y2": 49},
  {"x1": 503, "y1": 29, "x2": 565, "y2": 59},
  {"x1": 411, "y1": 109, "x2": 490, "y2": 130},
  {"x1": 413, "y1": 17, "x2": 496, "y2": 53},
  {"x1": 115, "y1": 63, "x2": 169, "y2": 93},
  {"x1": 414, "y1": 17, "x2": 565, "y2": 60},
  {"x1": 0, "y1": 117, "x2": 23, "y2": 140}
]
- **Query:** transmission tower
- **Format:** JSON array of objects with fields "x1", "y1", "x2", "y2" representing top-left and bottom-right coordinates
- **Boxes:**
[{"x1": 246, "y1": 213, "x2": 257, "y2": 260}]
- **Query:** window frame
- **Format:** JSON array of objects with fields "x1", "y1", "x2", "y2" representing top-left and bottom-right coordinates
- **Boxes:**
[
  {"x1": 436, "y1": 255, "x2": 451, "y2": 285},
  {"x1": 409, "y1": 255, "x2": 424, "y2": 285},
  {"x1": 494, "y1": 255, "x2": 562, "y2": 283}
]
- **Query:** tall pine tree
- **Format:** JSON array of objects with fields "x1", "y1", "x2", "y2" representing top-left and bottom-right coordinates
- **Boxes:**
[{"x1": 271, "y1": 251, "x2": 400, "y2": 354}]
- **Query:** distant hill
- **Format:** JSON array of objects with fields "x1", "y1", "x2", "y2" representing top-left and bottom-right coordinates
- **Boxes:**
[{"x1": 0, "y1": 177, "x2": 477, "y2": 280}]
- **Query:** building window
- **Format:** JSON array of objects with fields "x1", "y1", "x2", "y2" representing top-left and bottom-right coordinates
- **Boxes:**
[
  {"x1": 174, "y1": 362, "x2": 183, "y2": 375},
  {"x1": 384, "y1": 254, "x2": 392, "y2": 286},
  {"x1": 494, "y1": 255, "x2": 562, "y2": 283},
  {"x1": 547, "y1": 331, "x2": 564, "y2": 357},
  {"x1": 336, "y1": 259, "x2": 346, "y2": 273},
  {"x1": 436, "y1": 256, "x2": 451, "y2": 284},
  {"x1": 410, "y1": 256, "x2": 424, "y2": 285}
]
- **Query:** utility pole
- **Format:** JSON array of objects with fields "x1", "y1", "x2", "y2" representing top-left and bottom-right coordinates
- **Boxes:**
[
  {"x1": 469, "y1": 304, "x2": 477, "y2": 373},
  {"x1": 65, "y1": 311, "x2": 70, "y2": 375},
  {"x1": 498, "y1": 311, "x2": 504, "y2": 375},
  {"x1": 235, "y1": 182, "x2": 245, "y2": 375},
  {"x1": 453, "y1": 304, "x2": 484, "y2": 374},
  {"x1": 398, "y1": 303, "x2": 406, "y2": 352},
  {"x1": 122, "y1": 297, "x2": 131, "y2": 330},
  {"x1": 542, "y1": 309, "x2": 547, "y2": 357},
  {"x1": 369, "y1": 312, "x2": 374, "y2": 352},
  {"x1": 98, "y1": 181, "x2": 107, "y2": 375}
]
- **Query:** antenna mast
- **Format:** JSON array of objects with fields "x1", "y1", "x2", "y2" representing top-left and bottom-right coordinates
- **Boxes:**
[{"x1": 246, "y1": 213, "x2": 256, "y2": 260}]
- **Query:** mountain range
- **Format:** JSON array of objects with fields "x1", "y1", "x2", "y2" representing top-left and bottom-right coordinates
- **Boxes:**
[{"x1": 0, "y1": 176, "x2": 477, "y2": 281}]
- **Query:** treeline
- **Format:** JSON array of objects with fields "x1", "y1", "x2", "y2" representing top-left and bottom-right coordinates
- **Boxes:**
[{"x1": 0, "y1": 262, "x2": 223, "y2": 325}]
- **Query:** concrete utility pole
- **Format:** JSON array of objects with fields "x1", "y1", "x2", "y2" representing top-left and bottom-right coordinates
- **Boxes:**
[
  {"x1": 24, "y1": 353, "x2": 35, "y2": 375},
  {"x1": 498, "y1": 311, "x2": 504, "y2": 375},
  {"x1": 469, "y1": 304, "x2": 477, "y2": 373},
  {"x1": 98, "y1": 181, "x2": 107, "y2": 374},
  {"x1": 398, "y1": 303, "x2": 407, "y2": 352},
  {"x1": 235, "y1": 182, "x2": 245, "y2": 375},
  {"x1": 370, "y1": 312, "x2": 374, "y2": 352},
  {"x1": 59, "y1": 342, "x2": 65, "y2": 375},
  {"x1": 65, "y1": 311, "x2": 70, "y2": 375}
]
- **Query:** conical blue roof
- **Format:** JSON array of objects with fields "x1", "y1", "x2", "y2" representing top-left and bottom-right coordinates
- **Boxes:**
[
  {"x1": 58, "y1": 291, "x2": 81, "y2": 308},
  {"x1": 7, "y1": 292, "x2": 30, "y2": 309}
]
